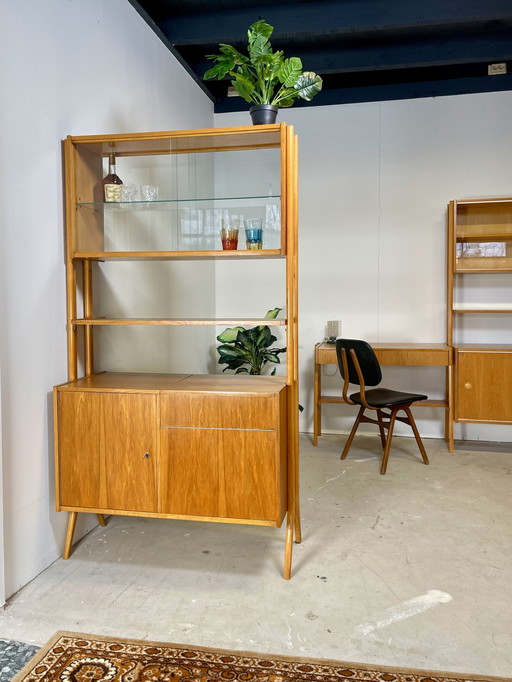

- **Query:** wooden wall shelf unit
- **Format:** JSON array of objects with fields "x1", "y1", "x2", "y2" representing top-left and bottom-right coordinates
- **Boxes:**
[
  {"x1": 53, "y1": 124, "x2": 300, "y2": 579},
  {"x1": 448, "y1": 198, "x2": 512, "y2": 426}
]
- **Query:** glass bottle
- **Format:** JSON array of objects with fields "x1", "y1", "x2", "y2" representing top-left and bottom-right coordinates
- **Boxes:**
[{"x1": 102, "y1": 153, "x2": 123, "y2": 202}]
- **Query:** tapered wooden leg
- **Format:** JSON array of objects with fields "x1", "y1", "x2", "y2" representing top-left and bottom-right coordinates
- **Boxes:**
[
  {"x1": 446, "y1": 364, "x2": 454, "y2": 453},
  {"x1": 294, "y1": 493, "x2": 301, "y2": 544},
  {"x1": 341, "y1": 406, "x2": 365, "y2": 459},
  {"x1": 376, "y1": 409, "x2": 387, "y2": 448},
  {"x1": 405, "y1": 407, "x2": 430, "y2": 465},
  {"x1": 313, "y1": 356, "x2": 321, "y2": 446},
  {"x1": 283, "y1": 510, "x2": 294, "y2": 580},
  {"x1": 97, "y1": 514, "x2": 107, "y2": 526},
  {"x1": 380, "y1": 409, "x2": 398, "y2": 475},
  {"x1": 62, "y1": 511, "x2": 77, "y2": 559}
]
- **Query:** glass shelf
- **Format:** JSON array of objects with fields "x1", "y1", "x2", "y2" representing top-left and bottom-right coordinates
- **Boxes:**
[{"x1": 77, "y1": 195, "x2": 281, "y2": 209}]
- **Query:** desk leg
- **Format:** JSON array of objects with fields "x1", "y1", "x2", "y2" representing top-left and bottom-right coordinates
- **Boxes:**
[
  {"x1": 446, "y1": 364, "x2": 454, "y2": 452},
  {"x1": 313, "y1": 359, "x2": 321, "y2": 446}
]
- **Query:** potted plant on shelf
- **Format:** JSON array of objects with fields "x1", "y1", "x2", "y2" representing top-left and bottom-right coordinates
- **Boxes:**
[
  {"x1": 203, "y1": 20, "x2": 323, "y2": 124},
  {"x1": 216, "y1": 307, "x2": 286, "y2": 375}
]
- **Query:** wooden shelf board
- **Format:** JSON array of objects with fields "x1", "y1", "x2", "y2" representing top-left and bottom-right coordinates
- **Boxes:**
[
  {"x1": 454, "y1": 258, "x2": 512, "y2": 274},
  {"x1": 69, "y1": 124, "x2": 283, "y2": 155},
  {"x1": 73, "y1": 250, "x2": 283, "y2": 260},
  {"x1": 73, "y1": 317, "x2": 287, "y2": 326},
  {"x1": 457, "y1": 233, "x2": 512, "y2": 242},
  {"x1": 455, "y1": 344, "x2": 512, "y2": 351},
  {"x1": 58, "y1": 371, "x2": 287, "y2": 393},
  {"x1": 455, "y1": 198, "x2": 512, "y2": 206},
  {"x1": 453, "y1": 308, "x2": 512, "y2": 314}
]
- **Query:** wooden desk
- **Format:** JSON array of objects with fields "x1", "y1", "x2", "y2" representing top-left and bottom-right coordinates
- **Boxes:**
[{"x1": 313, "y1": 342, "x2": 454, "y2": 452}]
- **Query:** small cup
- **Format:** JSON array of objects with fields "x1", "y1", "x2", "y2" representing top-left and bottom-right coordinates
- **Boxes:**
[
  {"x1": 221, "y1": 219, "x2": 240, "y2": 250},
  {"x1": 140, "y1": 184, "x2": 159, "y2": 208},
  {"x1": 245, "y1": 218, "x2": 263, "y2": 249},
  {"x1": 120, "y1": 184, "x2": 138, "y2": 208}
]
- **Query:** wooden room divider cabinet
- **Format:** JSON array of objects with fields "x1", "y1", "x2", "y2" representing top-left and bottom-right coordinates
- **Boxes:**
[
  {"x1": 447, "y1": 198, "x2": 512, "y2": 425},
  {"x1": 54, "y1": 124, "x2": 299, "y2": 578}
]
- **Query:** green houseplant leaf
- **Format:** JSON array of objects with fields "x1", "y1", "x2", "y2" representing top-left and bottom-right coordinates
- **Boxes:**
[
  {"x1": 278, "y1": 57, "x2": 302, "y2": 87},
  {"x1": 216, "y1": 326, "x2": 246, "y2": 343},
  {"x1": 248, "y1": 19, "x2": 274, "y2": 43},
  {"x1": 216, "y1": 309, "x2": 286, "y2": 375},
  {"x1": 204, "y1": 20, "x2": 322, "y2": 110},
  {"x1": 294, "y1": 71, "x2": 323, "y2": 101}
]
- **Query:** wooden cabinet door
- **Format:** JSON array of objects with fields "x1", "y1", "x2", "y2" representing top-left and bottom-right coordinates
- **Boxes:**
[
  {"x1": 101, "y1": 393, "x2": 158, "y2": 512},
  {"x1": 58, "y1": 391, "x2": 103, "y2": 509},
  {"x1": 456, "y1": 351, "x2": 512, "y2": 422},
  {"x1": 160, "y1": 428, "x2": 282, "y2": 522},
  {"x1": 58, "y1": 391, "x2": 158, "y2": 512}
]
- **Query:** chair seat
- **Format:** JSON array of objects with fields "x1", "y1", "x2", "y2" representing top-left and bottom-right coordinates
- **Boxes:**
[{"x1": 350, "y1": 387, "x2": 428, "y2": 408}]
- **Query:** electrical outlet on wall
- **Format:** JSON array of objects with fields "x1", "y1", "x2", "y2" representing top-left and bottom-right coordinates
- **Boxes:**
[{"x1": 488, "y1": 63, "x2": 507, "y2": 75}]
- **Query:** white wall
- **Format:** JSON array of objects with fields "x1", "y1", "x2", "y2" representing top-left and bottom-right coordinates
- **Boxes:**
[
  {"x1": 0, "y1": 362, "x2": 4, "y2": 607},
  {"x1": 0, "y1": 0, "x2": 213, "y2": 601},
  {"x1": 215, "y1": 90, "x2": 512, "y2": 443}
]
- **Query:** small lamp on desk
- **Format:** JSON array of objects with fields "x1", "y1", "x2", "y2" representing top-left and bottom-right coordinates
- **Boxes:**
[{"x1": 325, "y1": 320, "x2": 341, "y2": 344}]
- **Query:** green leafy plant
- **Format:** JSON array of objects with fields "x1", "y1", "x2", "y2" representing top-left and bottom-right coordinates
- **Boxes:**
[
  {"x1": 203, "y1": 20, "x2": 322, "y2": 108},
  {"x1": 216, "y1": 307, "x2": 286, "y2": 375}
]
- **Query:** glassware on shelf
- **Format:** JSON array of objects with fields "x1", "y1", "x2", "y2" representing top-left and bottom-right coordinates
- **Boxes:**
[
  {"x1": 102, "y1": 153, "x2": 123, "y2": 202},
  {"x1": 245, "y1": 218, "x2": 263, "y2": 249},
  {"x1": 119, "y1": 184, "x2": 138, "y2": 208},
  {"x1": 220, "y1": 219, "x2": 239, "y2": 250},
  {"x1": 140, "y1": 184, "x2": 159, "y2": 209}
]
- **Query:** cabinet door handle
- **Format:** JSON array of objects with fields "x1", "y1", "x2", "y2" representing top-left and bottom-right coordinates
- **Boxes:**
[
  {"x1": 143, "y1": 452, "x2": 150, "y2": 459},
  {"x1": 464, "y1": 382, "x2": 472, "y2": 390}
]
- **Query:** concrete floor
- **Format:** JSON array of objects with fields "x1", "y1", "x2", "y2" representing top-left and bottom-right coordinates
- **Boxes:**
[{"x1": 1, "y1": 434, "x2": 511, "y2": 677}]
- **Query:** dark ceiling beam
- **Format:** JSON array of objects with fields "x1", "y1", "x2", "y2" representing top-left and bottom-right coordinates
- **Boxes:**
[
  {"x1": 159, "y1": 0, "x2": 512, "y2": 46},
  {"x1": 215, "y1": 73, "x2": 512, "y2": 112},
  {"x1": 127, "y1": 0, "x2": 216, "y2": 101},
  {"x1": 190, "y1": 34, "x2": 512, "y2": 77}
]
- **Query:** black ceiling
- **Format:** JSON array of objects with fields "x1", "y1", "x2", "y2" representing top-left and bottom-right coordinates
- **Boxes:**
[{"x1": 128, "y1": 0, "x2": 512, "y2": 112}]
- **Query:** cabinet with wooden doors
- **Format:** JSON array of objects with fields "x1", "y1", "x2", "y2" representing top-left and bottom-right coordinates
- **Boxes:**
[
  {"x1": 447, "y1": 198, "x2": 512, "y2": 425},
  {"x1": 53, "y1": 124, "x2": 299, "y2": 578}
]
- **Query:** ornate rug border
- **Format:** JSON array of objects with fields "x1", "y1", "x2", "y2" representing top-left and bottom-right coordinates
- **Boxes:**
[{"x1": 12, "y1": 630, "x2": 511, "y2": 682}]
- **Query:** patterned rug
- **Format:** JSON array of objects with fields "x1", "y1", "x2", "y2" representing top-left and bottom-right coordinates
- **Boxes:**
[{"x1": 12, "y1": 631, "x2": 509, "y2": 682}]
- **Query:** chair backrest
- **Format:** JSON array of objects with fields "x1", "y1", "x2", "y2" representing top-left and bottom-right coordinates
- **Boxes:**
[{"x1": 335, "y1": 339, "x2": 382, "y2": 387}]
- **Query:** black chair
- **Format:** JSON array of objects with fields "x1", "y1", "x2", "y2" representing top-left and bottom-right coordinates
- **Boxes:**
[{"x1": 335, "y1": 339, "x2": 430, "y2": 474}]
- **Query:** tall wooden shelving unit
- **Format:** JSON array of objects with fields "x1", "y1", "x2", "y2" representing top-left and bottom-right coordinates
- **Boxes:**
[
  {"x1": 53, "y1": 124, "x2": 300, "y2": 578},
  {"x1": 447, "y1": 197, "x2": 512, "y2": 426}
]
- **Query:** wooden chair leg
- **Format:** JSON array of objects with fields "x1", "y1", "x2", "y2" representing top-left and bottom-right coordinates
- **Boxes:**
[
  {"x1": 380, "y1": 409, "x2": 398, "y2": 475},
  {"x1": 341, "y1": 406, "x2": 365, "y2": 460},
  {"x1": 376, "y1": 409, "x2": 387, "y2": 448},
  {"x1": 405, "y1": 407, "x2": 430, "y2": 465}
]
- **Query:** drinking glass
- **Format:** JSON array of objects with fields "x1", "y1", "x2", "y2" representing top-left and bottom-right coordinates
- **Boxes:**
[
  {"x1": 245, "y1": 218, "x2": 263, "y2": 249},
  {"x1": 120, "y1": 184, "x2": 138, "y2": 208},
  {"x1": 220, "y1": 219, "x2": 240, "y2": 250},
  {"x1": 140, "y1": 184, "x2": 159, "y2": 208}
]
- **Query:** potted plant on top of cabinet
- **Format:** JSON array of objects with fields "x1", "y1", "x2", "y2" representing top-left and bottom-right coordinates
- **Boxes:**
[{"x1": 203, "y1": 20, "x2": 323, "y2": 124}]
